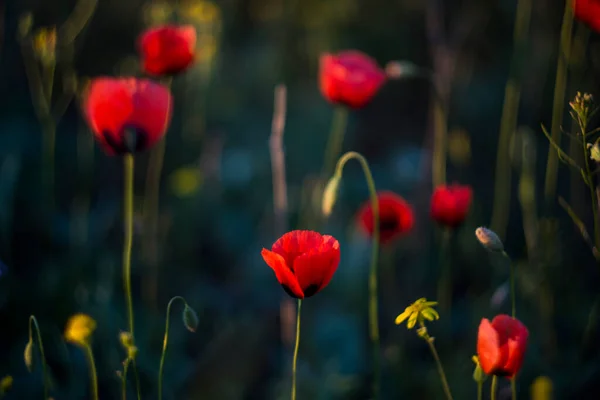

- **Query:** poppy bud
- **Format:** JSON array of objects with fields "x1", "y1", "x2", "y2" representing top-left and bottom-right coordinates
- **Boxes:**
[
  {"x1": 321, "y1": 176, "x2": 340, "y2": 217},
  {"x1": 24, "y1": 340, "x2": 34, "y2": 372},
  {"x1": 475, "y1": 227, "x2": 504, "y2": 252},
  {"x1": 182, "y1": 304, "x2": 199, "y2": 332}
]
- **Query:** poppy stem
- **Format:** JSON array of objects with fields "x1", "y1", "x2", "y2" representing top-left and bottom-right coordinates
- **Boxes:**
[
  {"x1": 477, "y1": 381, "x2": 483, "y2": 400},
  {"x1": 333, "y1": 151, "x2": 380, "y2": 398},
  {"x1": 291, "y1": 299, "x2": 302, "y2": 400},
  {"x1": 323, "y1": 107, "x2": 349, "y2": 177},
  {"x1": 420, "y1": 322, "x2": 453, "y2": 400},
  {"x1": 543, "y1": 0, "x2": 573, "y2": 205},
  {"x1": 28, "y1": 316, "x2": 50, "y2": 399},
  {"x1": 158, "y1": 296, "x2": 188, "y2": 400},
  {"x1": 121, "y1": 359, "x2": 130, "y2": 400},
  {"x1": 511, "y1": 378, "x2": 517, "y2": 400},
  {"x1": 490, "y1": 375, "x2": 498, "y2": 400},
  {"x1": 122, "y1": 154, "x2": 141, "y2": 399},
  {"x1": 82, "y1": 342, "x2": 99, "y2": 400}
]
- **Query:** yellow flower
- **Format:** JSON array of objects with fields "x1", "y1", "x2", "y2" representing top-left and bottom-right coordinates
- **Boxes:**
[
  {"x1": 530, "y1": 376, "x2": 553, "y2": 400},
  {"x1": 395, "y1": 298, "x2": 439, "y2": 329},
  {"x1": 64, "y1": 313, "x2": 96, "y2": 346},
  {"x1": 170, "y1": 167, "x2": 202, "y2": 197},
  {"x1": 0, "y1": 375, "x2": 12, "y2": 394}
]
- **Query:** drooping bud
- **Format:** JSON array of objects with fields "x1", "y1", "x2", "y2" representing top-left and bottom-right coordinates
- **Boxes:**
[
  {"x1": 182, "y1": 304, "x2": 199, "y2": 333},
  {"x1": 24, "y1": 340, "x2": 34, "y2": 372},
  {"x1": 321, "y1": 176, "x2": 341, "y2": 217},
  {"x1": 471, "y1": 355, "x2": 487, "y2": 384},
  {"x1": 475, "y1": 227, "x2": 504, "y2": 252}
]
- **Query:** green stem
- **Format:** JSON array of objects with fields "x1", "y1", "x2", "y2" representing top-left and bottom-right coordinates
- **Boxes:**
[
  {"x1": 158, "y1": 296, "x2": 188, "y2": 400},
  {"x1": 322, "y1": 107, "x2": 349, "y2": 176},
  {"x1": 490, "y1": 0, "x2": 532, "y2": 239},
  {"x1": 503, "y1": 251, "x2": 516, "y2": 318},
  {"x1": 582, "y1": 129, "x2": 600, "y2": 249},
  {"x1": 544, "y1": 0, "x2": 573, "y2": 203},
  {"x1": 123, "y1": 154, "x2": 135, "y2": 336},
  {"x1": 421, "y1": 323, "x2": 453, "y2": 400},
  {"x1": 436, "y1": 228, "x2": 452, "y2": 314},
  {"x1": 291, "y1": 299, "x2": 302, "y2": 400},
  {"x1": 83, "y1": 342, "x2": 99, "y2": 400},
  {"x1": 122, "y1": 359, "x2": 129, "y2": 400},
  {"x1": 491, "y1": 375, "x2": 498, "y2": 400},
  {"x1": 28, "y1": 316, "x2": 50, "y2": 399},
  {"x1": 511, "y1": 378, "x2": 517, "y2": 400},
  {"x1": 477, "y1": 381, "x2": 482, "y2": 400},
  {"x1": 333, "y1": 151, "x2": 380, "y2": 399}
]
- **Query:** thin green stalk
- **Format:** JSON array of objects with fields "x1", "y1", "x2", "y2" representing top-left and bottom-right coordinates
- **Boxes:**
[
  {"x1": 123, "y1": 154, "x2": 135, "y2": 336},
  {"x1": 544, "y1": 0, "x2": 574, "y2": 203},
  {"x1": 28, "y1": 316, "x2": 50, "y2": 399},
  {"x1": 581, "y1": 128, "x2": 600, "y2": 249},
  {"x1": 323, "y1": 107, "x2": 349, "y2": 176},
  {"x1": 436, "y1": 228, "x2": 452, "y2": 314},
  {"x1": 511, "y1": 378, "x2": 517, "y2": 400},
  {"x1": 122, "y1": 154, "x2": 141, "y2": 400},
  {"x1": 83, "y1": 343, "x2": 99, "y2": 400},
  {"x1": 420, "y1": 322, "x2": 453, "y2": 400},
  {"x1": 333, "y1": 151, "x2": 380, "y2": 398},
  {"x1": 122, "y1": 359, "x2": 130, "y2": 400},
  {"x1": 490, "y1": 0, "x2": 532, "y2": 239},
  {"x1": 291, "y1": 299, "x2": 302, "y2": 400},
  {"x1": 158, "y1": 296, "x2": 188, "y2": 400},
  {"x1": 491, "y1": 375, "x2": 498, "y2": 400},
  {"x1": 477, "y1": 381, "x2": 483, "y2": 400}
]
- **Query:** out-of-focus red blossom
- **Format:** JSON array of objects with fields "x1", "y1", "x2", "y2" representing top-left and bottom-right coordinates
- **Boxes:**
[
  {"x1": 139, "y1": 25, "x2": 196, "y2": 76},
  {"x1": 477, "y1": 315, "x2": 529, "y2": 378},
  {"x1": 357, "y1": 191, "x2": 414, "y2": 244},
  {"x1": 261, "y1": 230, "x2": 341, "y2": 299},
  {"x1": 83, "y1": 77, "x2": 173, "y2": 155},
  {"x1": 430, "y1": 184, "x2": 473, "y2": 228},
  {"x1": 574, "y1": 0, "x2": 600, "y2": 33},
  {"x1": 319, "y1": 50, "x2": 386, "y2": 109}
]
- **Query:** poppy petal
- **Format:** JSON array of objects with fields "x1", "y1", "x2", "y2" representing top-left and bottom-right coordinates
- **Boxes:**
[
  {"x1": 477, "y1": 318, "x2": 503, "y2": 375},
  {"x1": 292, "y1": 235, "x2": 340, "y2": 297},
  {"x1": 492, "y1": 315, "x2": 529, "y2": 378},
  {"x1": 261, "y1": 248, "x2": 304, "y2": 298}
]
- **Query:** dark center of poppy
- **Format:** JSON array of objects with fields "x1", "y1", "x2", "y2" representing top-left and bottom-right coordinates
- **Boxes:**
[
  {"x1": 379, "y1": 216, "x2": 399, "y2": 233},
  {"x1": 102, "y1": 125, "x2": 149, "y2": 154}
]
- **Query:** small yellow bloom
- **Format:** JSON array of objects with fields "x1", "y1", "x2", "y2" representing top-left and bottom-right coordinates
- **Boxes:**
[
  {"x1": 64, "y1": 313, "x2": 96, "y2": 346},
  {"x1": 395, "y1": 298, "x2": 439, "y2": 329},
  {"x1": 0, "y1": 375, "x2": 13, "y2": 394},
  {"x1": 170, "y1": 167, "x2": 202, "y2": 197},
  {"x1": 530, "y1": 376, "x2": 553, "y2": 400}
]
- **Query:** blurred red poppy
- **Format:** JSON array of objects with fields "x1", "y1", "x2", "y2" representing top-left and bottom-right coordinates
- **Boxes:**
[
  {"x1": 83, "y1": 77, "x2": 173, "y2": 155},
  {"x1": 430, "y1": 184, "x2": 473, "y2": 228},
  {"x1": 139, "y1": 25, "x2": 196, "y2": 76},
  {"x1": 357, "y1": 191, "x2": 414, "y2": 244},
  {"x1": 574, "y1": 0, "x2": 600, "y2": 32},
  {"x1": 261, "y1": 230, "x2": 341, "y2": 299},
  {"x1": 319, "y1": 50, "x2": 386, "y2": 109},
  {"x1": 477, "y1": 315, "x2": 529, "y2": 378}
]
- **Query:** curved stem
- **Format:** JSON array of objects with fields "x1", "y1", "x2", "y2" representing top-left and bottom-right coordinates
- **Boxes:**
[
  {"x1": 28, "y1": 316, "x2": 50, "y2": 399},
  {"x1": 158, "y1": 296, "x2": 187, "y2": 400},
  {"x1": 83, "y1": 343, "x2": 99, "y2": 400},
  {"x1": 490, "y1": 375, "x2": 498, "y2": 400},
  {"x1": 477, "y1": 381, "x2": 483, "y2": 400},
  {"x1": 333, "y1": 151, "x2": 380, "y2": 398},
  {"x1": 291, "y1": 299, "x2": 302, "y2": 400},
  {"x1": 420, "y1": 323, "x2": 453, "y2": 400},
  {"x1": 323, "y1": 107, "x2": 349, "y2": 176}
]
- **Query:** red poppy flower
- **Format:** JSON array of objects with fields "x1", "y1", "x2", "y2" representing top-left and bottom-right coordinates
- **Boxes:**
[
  {"x1": 319, "y1": 50, "x2": 386, "y2": 109},
  {"x1": 139, "y1": 25, "x2": 196, "y2": 76},
  {"x1": 83, "y1": 77, "x2": 173, "y2": 155},
  {"x1": 261, "y1": 230, "x2": 341, "y2": 299},
  {"x1": 430, "y1": 184, "x2": 473, "y2": 228},
  {"x1": 357, "y1": 191, "x2": 414, "y2": 244},
  {"x1": 477, "y1": 315, "x2": 529, "y2": 378},
  {"x1": 574, "y1": 0, "x2": 600, "y2": 33}
]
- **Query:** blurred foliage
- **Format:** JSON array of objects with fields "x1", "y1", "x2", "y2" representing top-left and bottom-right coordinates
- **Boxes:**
[{"x1": 0, "y1": 0, "x2": 599, "y2": 399}]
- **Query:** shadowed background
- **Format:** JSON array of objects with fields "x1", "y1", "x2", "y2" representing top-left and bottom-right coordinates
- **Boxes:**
[{"x1": 0, "y1": 0, "x2": 600, "y2": 398}]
